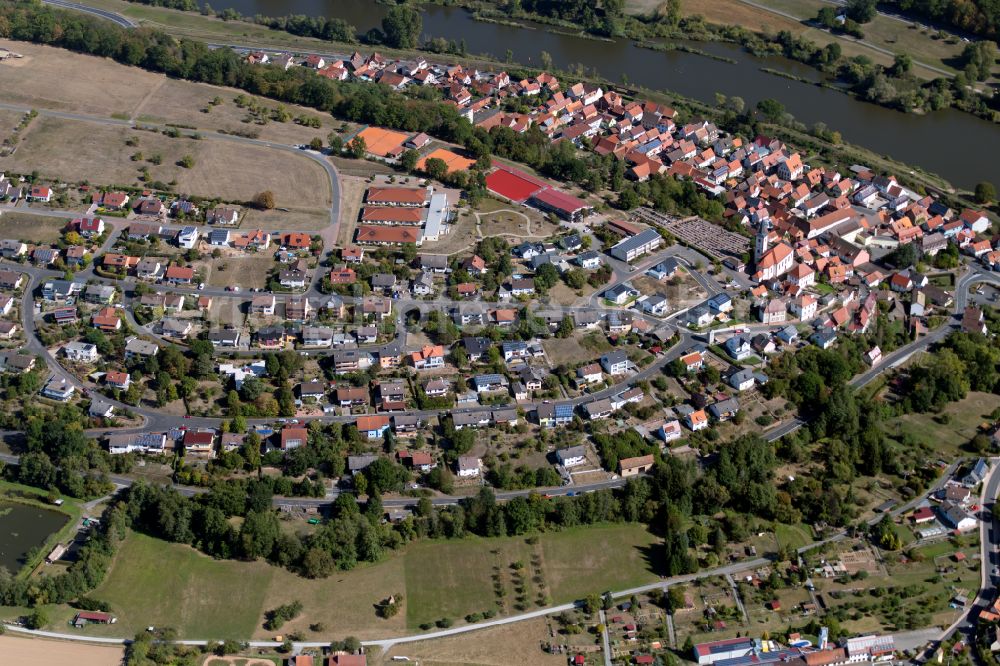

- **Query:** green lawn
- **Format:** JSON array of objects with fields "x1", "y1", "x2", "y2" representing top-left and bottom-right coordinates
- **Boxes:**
[
  {"x1": 884, "y1": 391, "x2": 1000, "y2": 459},
  {"x1": 57, "y1": 523, "x2": 661, "y2": 639},
  {"x1": 93, "y1": 532, "x2": 276, "y2": 639},
  {"x1": 404, "y1": 523, "x2": 662, "y2": 630},
  {"x1": 774, "y1": 523, "x2": 812, "y2": 551}
]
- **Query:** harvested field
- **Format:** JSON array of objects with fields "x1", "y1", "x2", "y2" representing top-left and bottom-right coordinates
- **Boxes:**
[
  {"x1": 3, "y1": 117, "x2": 331, "y2": 208},
  {"x1": 0, "y1": 635, "x2": 123, "y2": 666}
]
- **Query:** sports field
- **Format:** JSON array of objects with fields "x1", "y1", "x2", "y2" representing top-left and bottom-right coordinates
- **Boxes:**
[
  {"x1": 417, "y1": 148, "x2": 476, "y2": 174},
  {"x1": 354, "y1": 126, "x2": 410, "y2": 158}
]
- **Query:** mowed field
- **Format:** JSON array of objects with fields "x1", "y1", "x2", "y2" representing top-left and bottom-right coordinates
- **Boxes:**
[
  {"x1": 658, "y1": 0, "x2": 968, "y2": 78},
  {"x1": 133, "y1": 78, "x2": 332, "y2": 147},
  {"x1": 0, "y1": 40, "x2": 163, "y2": 116},
  {"x1": 80, "y1": 524, "x2": 660, "y2": 640},
  {"x1": 885, "y1": 390, "x2": 1000, "y2": 458},
  {"x1": 1, "y1": 116, "x2": 331, "y2": 209},
  {"x1": 0, "y1": 108, "x2": 27, "y2": 141},
  {"x1": 0, "y1": 212, "x2": 70, "y2": 244},
  {"x1": 403, "y1": 524, "x2": 662, "y2": 630},
  {"x1": 0, "y1": 40, "x2": 332, "y2": 145}
]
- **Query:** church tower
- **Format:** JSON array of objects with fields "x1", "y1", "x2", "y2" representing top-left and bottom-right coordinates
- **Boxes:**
[{"x1": 755, "y1": 219, "x2": 771, "y2": 266}]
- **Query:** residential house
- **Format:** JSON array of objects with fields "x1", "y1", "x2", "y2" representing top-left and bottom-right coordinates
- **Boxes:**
[
  {"x1": 410, "y1": 345, "x2": 446, "y2": 370},
  {"x1": 556, "y1": 445, "x2": 588, "y2": 467},
  {"x1": 600, "y1": 350, "x2": 630, "y2": 375},
  {"x1": 457, "y1": 456, "x2": 482, "y2": 477},
  {"x1": 708, "y1": 397, "x2": 740, "y2": 421},
  {"x1": 724, "y1": 335, "x2": 753, "y2": 361},
  {"x1": 62, "y1": 341, "x2": 98, "y2": 362},
  {"x1": 41, "y1": 376, "x2": 75, "y2": 401},
  {"x1": 356, "y1": 414, "x2": 391, "y2": 439},
  {"x1": 124, "y1": 337, "x2": 159, "y2": 360},
  {"x1": 685, "y1": 409, "x2": 708, "y2": 431},
  {"x1": 280, "y1": 427, "x2": 309, "y2": 450}
]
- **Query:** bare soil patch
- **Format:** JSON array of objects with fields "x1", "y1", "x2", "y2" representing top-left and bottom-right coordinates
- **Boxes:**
[{"x1": 0, "y1": 634, "x2": 123, "y2": 666}]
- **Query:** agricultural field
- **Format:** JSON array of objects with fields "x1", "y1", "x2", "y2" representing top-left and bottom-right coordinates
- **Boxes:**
[
  {"x1": 641, "y1": 0, "x2": 958, "y2": 78},
  {"x1": 750, "y1": 0, "x2": 973, "y2": 78},
  {"x1": 0, "y1": 635, "x2": 122, "y2": 666}
]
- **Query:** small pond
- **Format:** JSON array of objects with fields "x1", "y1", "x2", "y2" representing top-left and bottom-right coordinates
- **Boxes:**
[{"x1": 0, "y1": 500, "x2": 69, "y2": 574}]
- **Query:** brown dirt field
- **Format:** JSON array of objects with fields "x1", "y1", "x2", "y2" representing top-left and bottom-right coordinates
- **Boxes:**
[
  {"x1": 241, "y1": 208, "x2": 329, "y2": 232},
  {"x1": 542, "y1": 336, "x2": 603, "y2": 367},
  {"x1": 4, "y1": 117, "x2": 331, "y2": 208},
  {"x1": 133, "y1": 79, "x2": 330, "y2": 146},
  {"x1": 0, "y1": 634, "x2": 124, "y2": 666},
  {"x1": 379, "y1": 618, "x2": 565, "y2": 666},
  {"x1": 0, "y1": 212, "x2": 69, "y2": 243},
  {"x1": 337, "y1": 175, "x2": 370, "y2": 246},
  {"x1": 0, "y1": 40, "x2": 163, "y2": 116},
  {"x1": 202, "y1": 657, "x2": 275, "y2": 666},
  {"x1": 0, "y1": 108, "x2": 27, "y2": 140}
]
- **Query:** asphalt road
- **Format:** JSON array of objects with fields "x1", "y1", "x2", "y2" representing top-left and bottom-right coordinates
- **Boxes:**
[{"x1": 41, "y1": 0, "x2": 137, "y2": 28}]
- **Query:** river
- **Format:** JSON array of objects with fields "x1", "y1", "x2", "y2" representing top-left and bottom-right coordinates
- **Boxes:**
[
  {"x1": 0, "y1": 500, "x2": 68, "y2": 574},
  {"x1": 220, "y1": 0, "x2": 997, "y2": 189}
]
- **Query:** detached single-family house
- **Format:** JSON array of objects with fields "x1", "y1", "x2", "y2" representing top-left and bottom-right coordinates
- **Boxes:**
[{"x1": 556, "y1": 445, "x2": 587, "y2": 468}]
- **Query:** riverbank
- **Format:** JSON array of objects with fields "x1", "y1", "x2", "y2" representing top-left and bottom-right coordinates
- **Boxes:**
[{"x1": 65, "y1": 0, "x2": 999, "y2": 189}]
